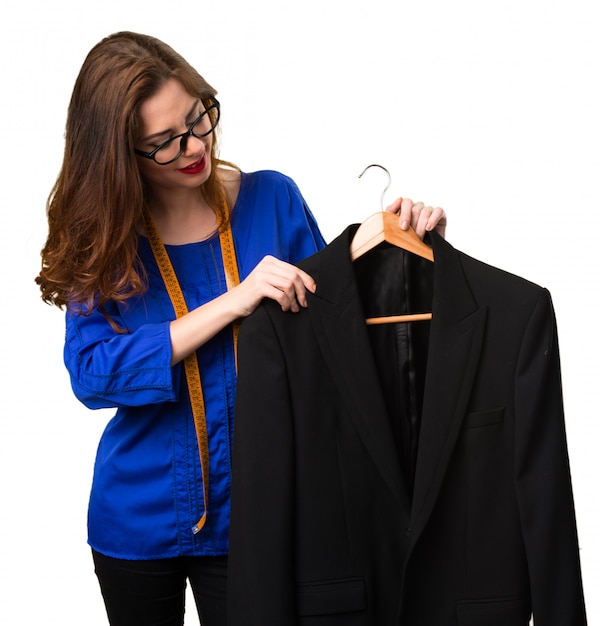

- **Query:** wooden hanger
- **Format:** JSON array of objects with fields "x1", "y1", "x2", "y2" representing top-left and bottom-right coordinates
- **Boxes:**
[{"x1": 350, "y1": 165, "x2": 434, "y2": 325}]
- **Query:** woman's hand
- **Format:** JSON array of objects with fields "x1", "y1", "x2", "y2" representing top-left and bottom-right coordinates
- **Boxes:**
[
  {"x1": 385, "y1": 197, "x2": 447, "y2": 239},
  {"x1": 169, "y1": 255, "x2": 315, "y2": 365},
  {"x1": 232, "y1": 255, "x2": 316, "y2": 316}
]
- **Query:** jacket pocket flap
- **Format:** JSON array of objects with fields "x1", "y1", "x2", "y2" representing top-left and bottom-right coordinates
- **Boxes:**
[
  {"x1": 457, "y1": 594, "x2": 531, "y2": 625},
  {"x1": 462, "y1": 407, "x2": 505, "y2": 429},
  {"x1": 296, "y1": 577, "x2": 366, "y2": 616}
]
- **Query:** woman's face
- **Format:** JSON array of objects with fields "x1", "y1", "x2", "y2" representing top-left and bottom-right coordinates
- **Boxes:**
[{"x1": 134, "y1": 78, "x2": 214, "y2": 195}]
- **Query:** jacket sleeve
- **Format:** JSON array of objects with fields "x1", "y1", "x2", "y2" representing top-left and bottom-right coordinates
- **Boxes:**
[
  {"x1": 514, "y1": 288, "x2": 587, "y2": 624},
  {"x1": 227, "y1": 304, "x2": 297, "y2": 625},
  {"x1": 64, "y1": 303, "x2": 178, "y2": 410}
]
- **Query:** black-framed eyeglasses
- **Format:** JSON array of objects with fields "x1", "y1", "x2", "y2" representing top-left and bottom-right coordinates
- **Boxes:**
[{"x1": 134, "y1": 98, "x2": 220, "y2": 165}]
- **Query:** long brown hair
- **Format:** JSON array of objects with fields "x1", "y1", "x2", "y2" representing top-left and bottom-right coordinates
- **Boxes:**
[{"x1": 36, "y1": 31, "x2": 237, "y2": 313}]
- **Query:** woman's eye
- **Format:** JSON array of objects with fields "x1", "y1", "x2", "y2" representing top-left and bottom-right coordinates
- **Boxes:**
[
  {"x1": 188, "y1": 113, "x2": 202, "y2": 125},
  {"x1": 156, "y1": 136, "x2": 176, "y2": 148}
]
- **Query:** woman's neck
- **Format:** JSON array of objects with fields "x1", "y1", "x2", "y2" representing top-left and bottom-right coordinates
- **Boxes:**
[
  {"x1": 144, "y1": 168, "x2": 241, "y2": 245},
  {"x1": 148, "y1": 191, "x2": 218, "y2": 245}
]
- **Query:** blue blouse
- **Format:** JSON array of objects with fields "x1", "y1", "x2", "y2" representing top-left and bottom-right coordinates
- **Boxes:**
[{"x1": 64, "y1": 170, "x2": 326, "y2": 559}]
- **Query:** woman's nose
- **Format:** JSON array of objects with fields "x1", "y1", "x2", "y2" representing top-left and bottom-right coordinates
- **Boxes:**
[{"x1": 182, "y1": 132, "x2": 204, "y2": 156}]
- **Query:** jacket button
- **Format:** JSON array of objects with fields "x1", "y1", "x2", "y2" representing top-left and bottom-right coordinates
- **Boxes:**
[{"x1": 404, "y1": 527, "x2": 412, "y2": 537}]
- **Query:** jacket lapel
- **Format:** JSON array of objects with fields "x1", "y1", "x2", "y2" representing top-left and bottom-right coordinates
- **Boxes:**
[
  {"x1": 410, "y1": 232, "x2": 487, "y2": 534},
  {"x1": 300, "y1": 227, "x2": 487, "y2": 527},
  {"x1": 302, "y1": 226, "x2": 410, "y2": 505}
]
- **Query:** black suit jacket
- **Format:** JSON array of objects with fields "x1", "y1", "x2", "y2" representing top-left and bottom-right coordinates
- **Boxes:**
[{"x1": 227, "y1": 226, "x2": 586, "y2": 625}]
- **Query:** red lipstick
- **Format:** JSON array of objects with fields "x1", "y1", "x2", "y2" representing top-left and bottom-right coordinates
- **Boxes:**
[{"x1": 178, "y1": 155, "x2": 206, "y2": 175}]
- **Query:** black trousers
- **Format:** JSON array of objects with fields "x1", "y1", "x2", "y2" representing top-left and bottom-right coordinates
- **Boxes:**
[{"x1": 92, "y1": 549, "x2": 228, "y2": 626}]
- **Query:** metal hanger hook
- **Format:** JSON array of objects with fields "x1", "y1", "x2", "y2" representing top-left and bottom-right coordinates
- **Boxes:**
[{"x1": 358, "y1": 164, "x2": 392, "y2": 212}]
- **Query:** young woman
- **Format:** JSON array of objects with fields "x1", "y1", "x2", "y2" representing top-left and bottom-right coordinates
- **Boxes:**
[{"x1": 36, "y1": 31, "x2": 446, "y2": 626}]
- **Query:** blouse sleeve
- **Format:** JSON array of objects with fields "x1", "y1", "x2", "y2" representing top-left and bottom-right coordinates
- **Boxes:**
[
  {"x1": 64, "y1": 302, "x2": 179, "y2": 410},
  {"x1": 284, "y1": 176, "x2": 327, "y2": 263},
  {"x1": 232, "y1": 171, "x2": 327, "y2": 277}
]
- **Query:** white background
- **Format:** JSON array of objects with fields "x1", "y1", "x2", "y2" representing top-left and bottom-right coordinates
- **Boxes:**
[{"x1": 1, "y1": 1, "x2": 598, "y2": 624}]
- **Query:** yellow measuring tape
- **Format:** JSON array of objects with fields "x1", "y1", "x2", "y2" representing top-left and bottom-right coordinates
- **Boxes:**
[{"x1": 143, "y1": 203, "x2": 240, "y2": 535}]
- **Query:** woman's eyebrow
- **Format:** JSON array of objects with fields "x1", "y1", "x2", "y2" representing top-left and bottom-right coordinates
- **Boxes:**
[{"x1": 140, "y1": 100, "x2": 201, "y2": 142}]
